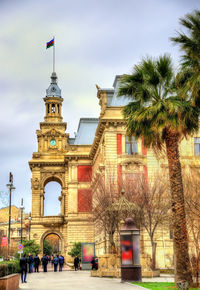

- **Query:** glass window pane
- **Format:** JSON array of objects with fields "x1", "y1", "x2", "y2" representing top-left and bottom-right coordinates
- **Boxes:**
[
  {"x1": 194, "y1": 144, "x2": 199, "y2": 156},
  {"x1": 126, "y1": 143, "x2": 131, "y2": 154}
]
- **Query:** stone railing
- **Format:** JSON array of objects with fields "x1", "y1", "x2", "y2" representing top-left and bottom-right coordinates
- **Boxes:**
[
  {"x1": 91, "y1": 254, "x2": 121, "y2": 278},
  {"x1": 91, "y1": 253, "x2": 160, "y2": 278}
]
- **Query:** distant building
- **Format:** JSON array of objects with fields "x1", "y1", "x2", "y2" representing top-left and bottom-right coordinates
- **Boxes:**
[{"x1": 0, "y1": 205, "x2": 29, "y2": 254}]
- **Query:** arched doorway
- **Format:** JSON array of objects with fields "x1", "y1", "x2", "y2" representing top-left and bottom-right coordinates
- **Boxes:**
[
  {"x1": 44, "y1": 181, "x2": 62, "y2": 216},
  {"x1": 43, "y1": 233, "x2": 62, "y2": 255}
]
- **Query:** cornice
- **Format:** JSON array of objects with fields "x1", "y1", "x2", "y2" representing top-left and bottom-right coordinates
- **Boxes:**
[
  {"x1": 89, "y1": 119, "x2": 126, "y2": 159},
  {"x1": 29, "y1": 160, "x2": 66, "y2": 170},
  {"x1": 40, "y1": 122, "x2": 67, "y2": 128},
  {"x1": 65, "y1": 155, "x2": 91, "y2": 161}
]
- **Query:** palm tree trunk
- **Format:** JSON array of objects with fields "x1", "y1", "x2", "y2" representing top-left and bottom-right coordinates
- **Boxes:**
[{"x1": 165, "y1": 128, "x2": 192, "y2": 286}]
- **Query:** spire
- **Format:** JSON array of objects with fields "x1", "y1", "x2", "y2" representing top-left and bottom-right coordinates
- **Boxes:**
[{"x1": 46, "y1": 72, "x2": 61, "y2": 98}]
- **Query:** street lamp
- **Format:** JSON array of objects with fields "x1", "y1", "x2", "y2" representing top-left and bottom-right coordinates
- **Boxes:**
[
  {"x1": 28, "y1": 212, "x2": 31, "y2": 241},
  {"x1": 6, "y1": 172, "x2": 15, "y2": 256},
  {"x1": 20, "y1": 198, "x2": 25, "y2": 244}
]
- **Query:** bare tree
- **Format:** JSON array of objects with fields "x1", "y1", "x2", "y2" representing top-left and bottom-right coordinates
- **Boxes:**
[
  {"x1": 124, "y1": 172, "x2": 170, "y2": 270},
  {"x1": 184, "y1": 170, "x2": 200, "y2": 287}
]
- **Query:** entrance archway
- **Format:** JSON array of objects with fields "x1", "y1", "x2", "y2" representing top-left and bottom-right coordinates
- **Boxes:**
[{"x1": 43, "y1": 233, "x2": 61, "y2": 255}]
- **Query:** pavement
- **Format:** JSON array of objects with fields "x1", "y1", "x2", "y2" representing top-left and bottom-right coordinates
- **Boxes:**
[{"x1": 19, "y1": 267, "x2": 175, "y2": 290}]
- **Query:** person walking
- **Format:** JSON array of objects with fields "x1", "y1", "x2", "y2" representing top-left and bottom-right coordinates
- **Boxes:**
[
  {"x1": 53, "y1": 255, "x2": 59, "y2": 272},
  {"x1": 33, "y1": 254, "x2": 40, "y2": 272},
  {"x1": 51, "y1": 254, "x2": 54, "y2": 268},
  {"x1": 91, "y1": 257, "x2": 97, "y2": 270},
  {"x1": 59, "y1": 255, "x2": 64, "y2": 272},
  {"x1": 41, "y1": 254, "x2": 48, "y2": 272},
  {"x1": 28, "y1": 253, "x2": 34, "y2": 273},
  {"x1": 74, "y1": 255, "x2": 79, "y2": 271},
  {"x1": 20, "y1": 253, "x2": 28, "y2": 283}
]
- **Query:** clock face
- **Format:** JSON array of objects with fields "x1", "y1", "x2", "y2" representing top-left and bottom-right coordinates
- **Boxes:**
[
  {"x1": 51, "y1": 86, "x2": 56, "y2": 92},
  {"x1": 50, "y1": 139, "x2": 56, "y2": 146}
]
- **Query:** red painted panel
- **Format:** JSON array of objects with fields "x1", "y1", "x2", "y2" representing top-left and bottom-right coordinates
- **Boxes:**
[
  {"x1": 143, "y1": 165, "x2": 148, "y2": 181},
  {"x1": 78, "y1": 189, "x2": 92, "y2": 212},
  {"x1": 142, "y1": 139, "x2": 147, "y2": 155},
  {"x1": 78, "y1": 166, "x2": 92, "y2": 182},
  {"x1": 117, "y1": 134, "x2": 122, "y2": 155},
  {"x1": 117, "y1": 165, "x2": 122, "y2": 186}
]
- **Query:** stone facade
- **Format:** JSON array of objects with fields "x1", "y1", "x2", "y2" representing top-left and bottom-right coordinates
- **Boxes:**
[{"x1": 28, "y1": 73, "x2": 199, "y2": 267}]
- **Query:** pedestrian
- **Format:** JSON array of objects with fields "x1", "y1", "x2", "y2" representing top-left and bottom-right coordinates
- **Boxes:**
[
  {"x1": 20, "y1": 253, "x2": 28, "y2": 283},
  {"x1": 33, "y1": 254, "x2": 40, "y2": 272},
  {"x1": 59, "y1": 254, "x2": 64, "y2": 272},
  {"x1": 91, "y1": 257, "x2": 97, "y2": 270},
  {"x1": 74, "y1": 255, "x2": 79, "y2": 271},
  {"x1": 41, "y1": 254, "x2": 48, "y2": 272},
  {"x1": 53, "y1": 255, "x2": 59, "y2": 272},
  {"x1": 28, "y1": 253, "x2": 34, "y2": 273},
  {"x1": 51, "y1": 254, "x2": 54, "y2": 268}
]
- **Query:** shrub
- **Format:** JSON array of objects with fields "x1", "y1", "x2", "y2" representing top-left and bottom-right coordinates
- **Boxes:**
[
  {"x1": 68, "y1": 242, "x2": 81, "y2": 259},
  {"x1": 0, "y1": 260, "x2": 20, "y2": 278}
]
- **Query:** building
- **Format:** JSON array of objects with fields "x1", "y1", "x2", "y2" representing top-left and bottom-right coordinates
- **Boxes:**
[
  {"x1": 29, "y1": 72, "x2": 198, "y2": 267},
  {"x1": 0, "y1": 205, "x2": 29, "y2": 255}
]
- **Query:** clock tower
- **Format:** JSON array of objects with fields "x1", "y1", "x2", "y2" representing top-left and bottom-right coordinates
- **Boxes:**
[{"x1": 29, "y1": 72, "x2": 70, "y2": 254}]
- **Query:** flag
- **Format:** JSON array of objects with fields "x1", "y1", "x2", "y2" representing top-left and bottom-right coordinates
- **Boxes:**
[{"x1": 46, "y1": 38, "x2": 54, "y2": 49}]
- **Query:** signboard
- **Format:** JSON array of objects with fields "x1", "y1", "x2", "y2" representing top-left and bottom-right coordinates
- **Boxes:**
[
  {"x1": 18, "y1": 244, "x2": 23, "y2": 250},
  {"x1": 18, "y1": 250, "x2": 23, "y2": 254},
  {"x1": 1, "y1": 237, "x2": 8, "y2": 247},
  {"x1": 81, "y1": 243, "x2": 95, "y2": 263},
  {"x1": 121, "y1": 235, "x2": 133, "y2": 265}
]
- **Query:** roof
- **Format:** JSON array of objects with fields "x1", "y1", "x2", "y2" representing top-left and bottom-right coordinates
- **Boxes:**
[
  {"x1": 74, "y1": 118, "x2": 99, "y2": 145},
  {"x1": 109, "y1": 75, "x2": 131, "y2": 107}
]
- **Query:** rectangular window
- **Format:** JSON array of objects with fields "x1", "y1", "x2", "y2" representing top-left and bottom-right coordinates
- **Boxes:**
[
  {"x1": 194, "y1": 138, "x2": 200, "y2": 156},
  {"x1": 125, "y1": 136, "x2": 137, "y2": 155}
]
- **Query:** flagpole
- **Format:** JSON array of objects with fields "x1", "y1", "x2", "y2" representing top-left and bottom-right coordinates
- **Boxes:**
[{"x1": 53, "y1": 36, "x2": 55, "y2": 72}]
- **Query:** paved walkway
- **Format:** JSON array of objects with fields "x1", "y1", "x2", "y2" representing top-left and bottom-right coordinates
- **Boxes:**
[{"x1": 19, "y1": 270, "x2": 147, "y2": 290}]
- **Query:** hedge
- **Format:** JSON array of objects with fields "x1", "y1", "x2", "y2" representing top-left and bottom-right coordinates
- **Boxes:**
[{"x1": 0, "y1": 260, "x2": 20, "y2": 278}]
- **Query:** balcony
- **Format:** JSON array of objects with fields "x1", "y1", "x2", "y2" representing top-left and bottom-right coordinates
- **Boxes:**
[{"x1": 32, "y1": 216, "x2": 66, "y2": 227}]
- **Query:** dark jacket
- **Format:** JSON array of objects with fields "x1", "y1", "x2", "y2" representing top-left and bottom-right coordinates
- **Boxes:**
[
  {"x1": 28, "y1": 255, "x2": 34, "y2": 264},
  {"x1": 53, "y1": 257, "x2": 59, "y2": 265},
  {"x1": 20, "y1": 257, "x2": 28, "y2": 271},
  {"x1": 74, "y1": 257, "x2": 79, "y2": 266},
  {"x1": 34, "y1": 255, "x2": 40, "y2": 266},
  {"x1": 41, "y1": 255, "x2": 48, "y2": 265},
  {"x1": 59, "y1": 256, "x2": 64, "y2": 265}
]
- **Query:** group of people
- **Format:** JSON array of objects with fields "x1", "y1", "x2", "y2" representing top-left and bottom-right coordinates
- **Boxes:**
[{"x1": 20, "y1": 253, "x2": 65, "y2": 283}]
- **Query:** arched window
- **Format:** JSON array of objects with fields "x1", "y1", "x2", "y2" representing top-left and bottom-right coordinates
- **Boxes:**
[
  {"x1": 44, "y1": 181, "x2": 61, "y2": 216},
  {"x1": 51, "y1": 104, "x2": 55, "y2": 113},
  {"x1": 57, "y1": 104, "x2": 59, "y2": 114}
]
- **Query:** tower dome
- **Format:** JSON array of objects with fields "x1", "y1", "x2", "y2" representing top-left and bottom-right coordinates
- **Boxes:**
[{"x1": 46, "y1": 72, "x2": 61, "y2": 98}]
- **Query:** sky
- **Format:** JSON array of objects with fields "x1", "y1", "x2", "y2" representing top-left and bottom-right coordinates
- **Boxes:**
[{"x1": 0, "y1": 0, "x2": 199, "y2": 214}]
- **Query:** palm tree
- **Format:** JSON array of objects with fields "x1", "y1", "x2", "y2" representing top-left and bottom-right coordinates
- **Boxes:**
[
  {"x1": 171, "y1": 10, "x2": 200, "y2": 106},
  {"x1": 117, "y1": 55, "x2": 198, "y2": 286}
]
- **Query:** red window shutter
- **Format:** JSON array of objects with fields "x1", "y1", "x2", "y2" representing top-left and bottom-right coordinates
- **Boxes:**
[
  {"x1": 142, "y1": 139, "x2": 147, "y2": 155},
  {"x1": 117, "y1": 165, "x2": 122, "y2": 186},
  {"x1": 143, "y1": 165, "x2": 148, "y2": 181},
  {"x1": 78, "y1": 189, "x2": 92, "y2": 212},
  {"x1": 117, "y1": 134, "x2": 122, "y2": 155},
  {"x1": 77, "y1": 166, "x2": 92, "y2": 182}
]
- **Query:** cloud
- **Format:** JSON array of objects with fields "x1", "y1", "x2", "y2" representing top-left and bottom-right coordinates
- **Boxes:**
[{"x1": 0, "y1": 0, "x2": 198, "y2": 212}]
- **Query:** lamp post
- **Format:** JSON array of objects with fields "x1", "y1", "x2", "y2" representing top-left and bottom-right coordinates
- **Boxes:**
[
  {"x1": 20, "y1": 198, "x2": 25, "y2": 244},
  {"x1": 120, "y1": 217, "x2": 141, "y2": 282},
  {"x1": 6, "y1": 172, "x2": 15, "y2": 256},
  {"x1": 28, "y1": 212, "x2": 31, "y2": 241}
]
